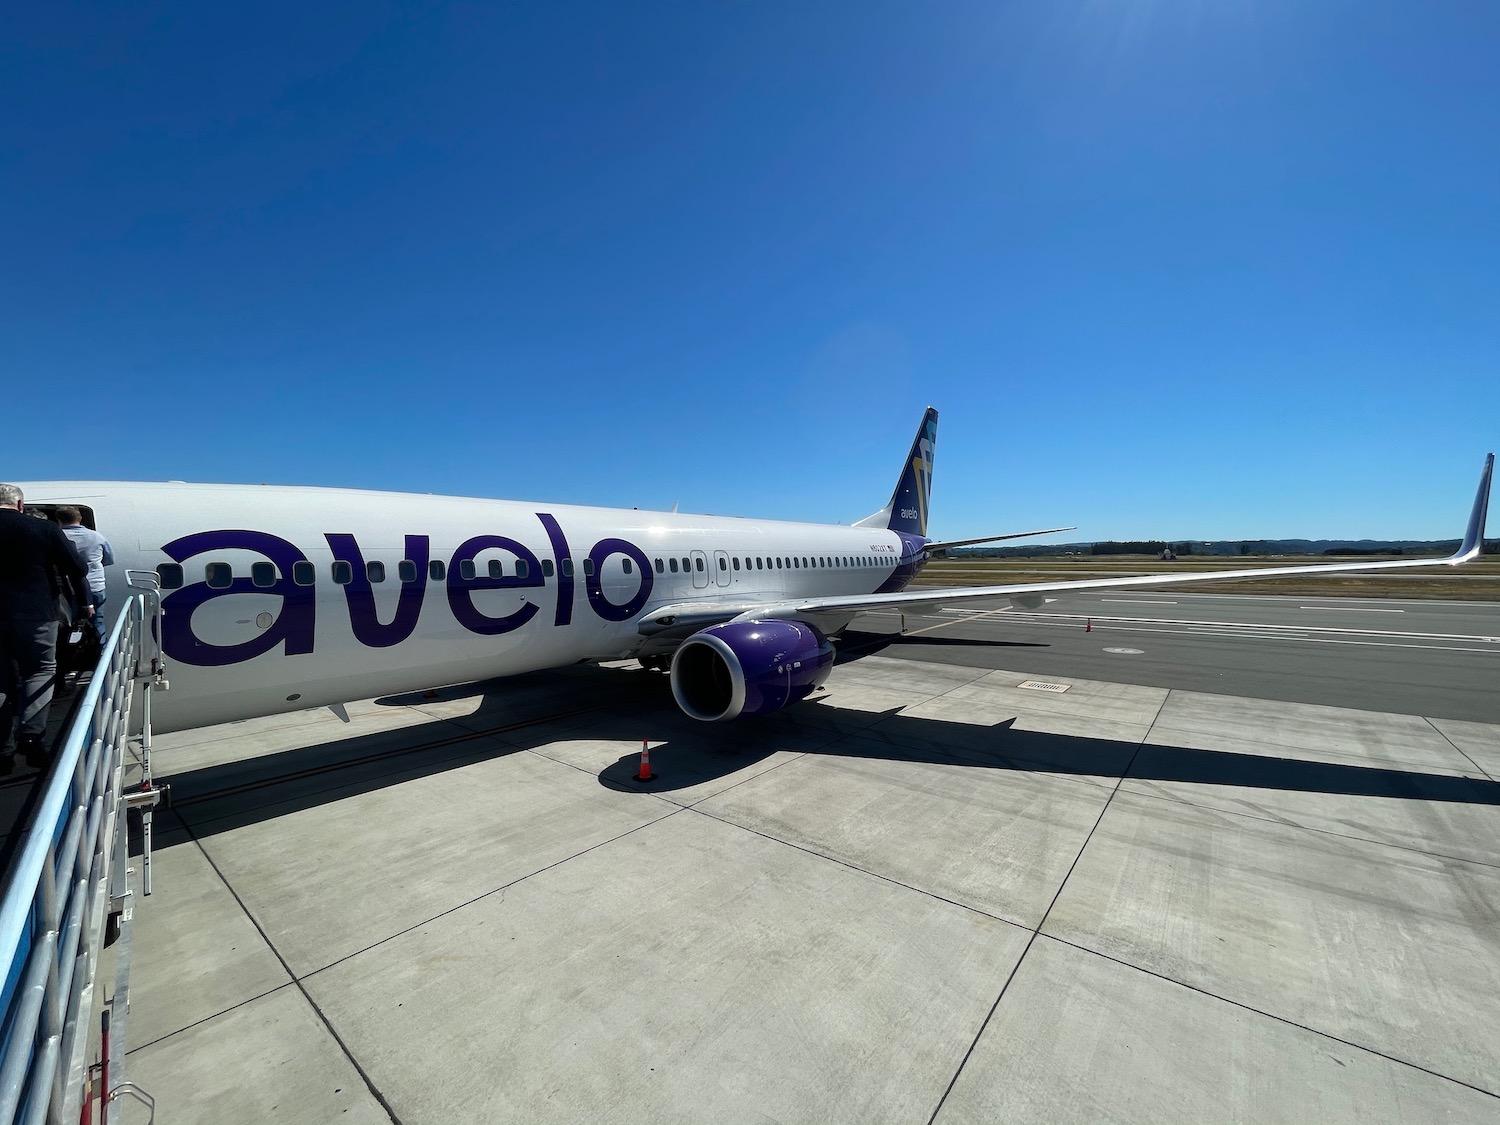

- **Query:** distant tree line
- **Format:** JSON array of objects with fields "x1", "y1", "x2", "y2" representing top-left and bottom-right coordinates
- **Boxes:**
[{"x1": 1089, "y1": 541, "x2": 1193, "y2": 556}]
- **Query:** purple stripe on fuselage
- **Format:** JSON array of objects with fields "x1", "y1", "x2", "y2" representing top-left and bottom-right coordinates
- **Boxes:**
[{"x1": 874, "y1": 532, "x2": 927, "y2": 593}]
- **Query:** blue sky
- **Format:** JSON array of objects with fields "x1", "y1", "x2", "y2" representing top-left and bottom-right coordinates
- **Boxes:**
[{"x1": 4, "y1": 2, "x2": 1496, "y2": 541}]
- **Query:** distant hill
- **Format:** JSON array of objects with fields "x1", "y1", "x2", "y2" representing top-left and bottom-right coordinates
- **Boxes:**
[{"x1": 955, "y1": 538, "x2": 1499, "y2": 559}]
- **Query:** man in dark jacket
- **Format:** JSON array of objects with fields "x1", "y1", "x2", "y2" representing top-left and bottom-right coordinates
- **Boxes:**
[{"x1": 0, "y1": 483, "x2": 94, "y2": 770}]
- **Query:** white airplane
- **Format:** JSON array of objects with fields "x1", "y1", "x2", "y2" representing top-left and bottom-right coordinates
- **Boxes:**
[{"x1": 15, "y1": 409, "x2": 1493, "y2": 734}]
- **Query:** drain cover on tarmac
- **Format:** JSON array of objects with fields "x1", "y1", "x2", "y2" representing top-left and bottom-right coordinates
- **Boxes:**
[
  {"x1": 1103, "y1": 647, "x2": 1144, "y2": 655},
  {"x1": 1018, "y1": 680, "x2": 1070, "y2": 693}
]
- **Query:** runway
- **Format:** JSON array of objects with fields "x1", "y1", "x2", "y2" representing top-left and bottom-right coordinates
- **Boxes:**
[
  {"x1": 853, "y1": 591, "x2": 1500, "y2": 723},
  {"x1": 107, "y1": 595, "x2": 1500, "y2": 1123}
]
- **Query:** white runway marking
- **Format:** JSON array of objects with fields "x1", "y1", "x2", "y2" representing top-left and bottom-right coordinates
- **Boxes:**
[
  {"x1": 1298, "y1": 606, "x2": 1404, "y2": 613},
  {"x1": 1102, "y1": 599, "x2": 1177, "y2": 605},
  {"x1": 1008, "y1": 612, "x2": 1495, "y2": 644}
]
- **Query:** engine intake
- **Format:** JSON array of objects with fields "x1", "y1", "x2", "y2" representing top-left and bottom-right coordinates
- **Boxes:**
[{"x1": 670, "y1": 620, "x2": 835, "y2": 721}]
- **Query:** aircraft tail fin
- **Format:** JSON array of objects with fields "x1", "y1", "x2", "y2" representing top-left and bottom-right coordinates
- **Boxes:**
[{"x1": 854, "y1": 407, "x2": 938, "y2": 538}]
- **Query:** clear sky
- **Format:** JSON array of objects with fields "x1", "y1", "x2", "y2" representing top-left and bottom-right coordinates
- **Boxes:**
[{"x1": 4, "y1": 2, "x2": 1496, "y2": 541}]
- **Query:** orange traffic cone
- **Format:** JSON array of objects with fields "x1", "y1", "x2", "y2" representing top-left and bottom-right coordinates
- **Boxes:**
[
  {"x1": 1085, "y1": 618, "x2": 1092, "y2": 633},
  {"x1": 637, "y1": 740, "x2": 654, "y2": 782}
]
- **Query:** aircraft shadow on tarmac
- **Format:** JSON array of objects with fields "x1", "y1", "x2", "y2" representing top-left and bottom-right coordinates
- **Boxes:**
[{"x1": 151, "y1": 658, "x2": 1500, "y2": 845}]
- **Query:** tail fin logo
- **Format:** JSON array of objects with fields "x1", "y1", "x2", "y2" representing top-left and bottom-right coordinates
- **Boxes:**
[{"x1": 908, "y1": 432, "x2": 934, "y2": 535}]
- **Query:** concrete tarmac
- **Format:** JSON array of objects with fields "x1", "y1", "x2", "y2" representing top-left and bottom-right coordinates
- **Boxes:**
[{"x1": 109, "y1": 603, "x2": 1500, "y2": 1124}]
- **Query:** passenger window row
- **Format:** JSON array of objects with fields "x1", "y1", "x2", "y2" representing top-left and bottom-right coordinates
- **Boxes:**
[
  {"x1": 155, "y1": 555, "x2": 601, "y2": 591},
  {"x1": 649, "y1": 555, "x2": 887, "y2": 574},
  {"x1": 158, "y1": 552, "x2": 889, "y2": 591}
]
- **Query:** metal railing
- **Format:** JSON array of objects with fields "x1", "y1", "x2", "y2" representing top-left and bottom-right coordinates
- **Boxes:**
[{"x1": 0, "y1": 585, "x2": 164, "y2": 1125}]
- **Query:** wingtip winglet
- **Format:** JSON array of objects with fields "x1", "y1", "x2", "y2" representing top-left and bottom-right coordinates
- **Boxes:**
[{"x1": 1456, "y1": 452, "x2": 1493, "y2": 561}]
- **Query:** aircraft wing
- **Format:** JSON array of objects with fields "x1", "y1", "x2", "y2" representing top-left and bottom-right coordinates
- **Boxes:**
[
  {"x1": 922, "y1": 526, "x2": 1077, "y2": 554},
  {"x1": 638, "y1": 452, "x2": 1492, "y2": 635}
]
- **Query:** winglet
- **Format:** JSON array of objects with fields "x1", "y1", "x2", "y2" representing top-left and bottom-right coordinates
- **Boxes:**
[{"x1": 1454, "y1": 452, "x2": 1494, "y2": 561}]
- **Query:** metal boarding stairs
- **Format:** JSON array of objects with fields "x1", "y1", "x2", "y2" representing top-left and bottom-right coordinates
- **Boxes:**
[{"x1": 0, "y1": 574, "x2": 168, "y2": 1125}]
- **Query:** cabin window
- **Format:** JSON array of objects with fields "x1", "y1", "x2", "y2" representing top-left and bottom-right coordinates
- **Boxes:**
[
  {"x1": 489, "y1": 559, "x2": 504, "y2": 579},
  {"x1": 756, "y1": 557, "x2": 763, "y2": 570},
  {"x1": 719, "y1": 557, "x2": 728, "y2": 571},
  {"x1": 332, "y1": 561, "x2": 353, "y2": 585},
  {"x1": 251, "y1": 562, "x2": 276, "y2": 589},
  {"x1": 695, "y1": 557, "x2": 704, "y2": 572},
  {"x1": 583, "y1": 558, "x2": 595, "y2": 577},
  {"x1": 622, "y1": 558, "x2": 632, "y2": 575},
  {"x1": 156, "y1": 563, "x2": 183, "y2": 590},
  {"x1": 542, "y1": 559, "x2": 554, "y2": 578},
  {"x1": 398, "y1": 560, "x2": 418, "y2": 583},
  {"x1": 655, "y1": 558, "x2": 664, "y2": 573},
  {"x1": 516, "y1": 559, "x2": 530, "y2": 579},
  {"x1": 732, "y1": 557, "x2": 740, "y2": 571},
  {"x1": 293, "y1": 561, "x2": 316, "y2": 586},
  {"x1": 459, "y1": 560, "x2": 477, "y2": 581},
  {"x1": 205, "y1": 562, "x2": 232, "y2": 588},
  {"x1": 561, "y1": 559, "x2": 574, "y2": 577},
  {"x1": 681, "y1": 557, "x2": 690, "y2": 572},
  {"x1": 669, "y1": 558, "x2": 679, "y2": 573},
  {"x1": 429, "y1": 560, "x2": 445, "y2": 581},
  {"x1": 367, "y1": 561, "x2": 386, "y2": 583}
]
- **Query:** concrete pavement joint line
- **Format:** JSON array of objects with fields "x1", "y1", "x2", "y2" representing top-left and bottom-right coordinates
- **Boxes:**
[
  {"x1": 1116, "y1": 778, "x2": 1500, "y2": 873},
  {"x1": 923, "y1": 690, "x2": 1169, "y2": 1125},
  {"x1": 681, "y1": 802, "x2": 1029, "y2": 933},
  {"x1": 301, "y1": 805, "x2": 691, "y2": 981},
  {"x1": 181, "y1": 825, "x2": 406, "y2": 1125},
  {"x1": 125, "y1": 982, "x2": 296, "y2": 1056},
  {"x1": 1424, "y1": 715, "x2": 1495, "y2": 782},
  {"x1": 1041, "y1": 933, "x2": 1500, "y2": 1102}
]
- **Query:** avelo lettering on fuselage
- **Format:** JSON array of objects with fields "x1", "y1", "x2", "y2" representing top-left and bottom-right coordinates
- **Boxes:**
[{"x1": 160, "y1": 512, "x2": 654, "y2": 667}]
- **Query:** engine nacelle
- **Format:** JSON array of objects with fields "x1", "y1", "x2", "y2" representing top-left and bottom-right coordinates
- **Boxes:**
[{"x1": 670, "y1": 620, "x2": 835, "y2": 721}]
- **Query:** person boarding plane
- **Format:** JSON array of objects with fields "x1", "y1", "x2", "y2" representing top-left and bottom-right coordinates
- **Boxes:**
[{"x1": 11, "y1": 409, "x2": 1493, "y2": 734}]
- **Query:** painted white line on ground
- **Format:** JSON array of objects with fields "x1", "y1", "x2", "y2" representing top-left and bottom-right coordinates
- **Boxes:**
[
  {"x1": 1006, "y1": 612, "x2": 1498, "y2": 644},
  {"x1": 1298, "y1": 606, "x2": 1404, "y2": 613},
  {"x1": 1161, "y1": 593, "x2": 1500, "y2": 609},
  {"x1": 1102, "y1": 599, "x2": 1177, "y2": 605},
  {"x1": 989, "y1": 616, "x2": 1499, "y2": 653}
]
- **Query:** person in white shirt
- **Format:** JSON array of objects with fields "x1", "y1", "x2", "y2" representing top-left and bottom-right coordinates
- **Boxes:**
[{"x1": 57, "y1": 507, "x2": 114, "y2": 643}]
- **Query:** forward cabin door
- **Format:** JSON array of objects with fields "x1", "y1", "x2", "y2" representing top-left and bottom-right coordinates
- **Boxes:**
[
  {"x1": 713, "y1": 550, "x2": 731, "y2": 588},
  {"x1": 690, "y1": 550, "x2": 709, "y2": 589}
]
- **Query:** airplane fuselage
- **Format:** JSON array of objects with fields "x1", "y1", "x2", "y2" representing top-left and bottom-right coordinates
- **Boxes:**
[{"x1": 19, "y1": 482, "x2": 921, "y2": 731}]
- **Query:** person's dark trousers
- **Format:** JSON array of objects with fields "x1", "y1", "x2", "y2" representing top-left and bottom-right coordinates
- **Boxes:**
[
  {"x1": 89, "y1": 588, "x2": 107, "y2": 644},
  {"x1": 0, "y1": 614, "x2": 59, "y2": 754}
]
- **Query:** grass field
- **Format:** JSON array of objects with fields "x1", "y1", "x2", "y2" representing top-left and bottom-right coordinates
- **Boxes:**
[{"x1": 911, "y1": 554, "x2": 1500, "y2": 601}]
